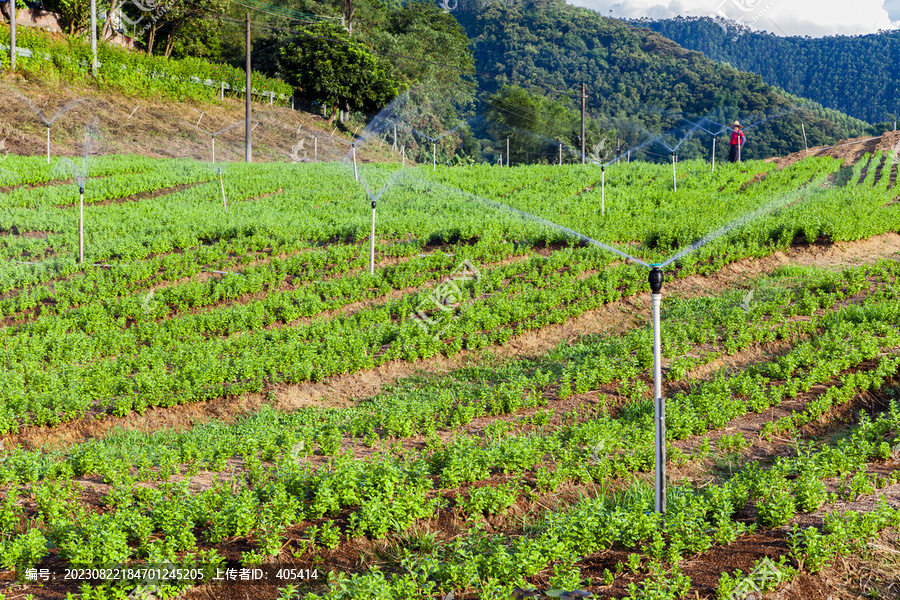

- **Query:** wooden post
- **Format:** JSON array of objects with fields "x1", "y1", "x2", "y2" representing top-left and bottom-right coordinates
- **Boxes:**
[{"x1": 581, "y1": 83, "x2": 586, "y2": 164}]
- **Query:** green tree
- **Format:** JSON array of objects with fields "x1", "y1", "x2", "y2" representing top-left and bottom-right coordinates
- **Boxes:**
[{"x1": 279, "y1": 21, "x2": 405, "y2": 124}]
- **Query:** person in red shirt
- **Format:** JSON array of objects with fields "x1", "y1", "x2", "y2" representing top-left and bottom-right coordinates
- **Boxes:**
[{"x1": 729, "y1": 121, "x2": 746, "y2": 163}]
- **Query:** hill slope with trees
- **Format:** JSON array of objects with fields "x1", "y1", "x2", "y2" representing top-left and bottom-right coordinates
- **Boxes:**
[{"x1": 635, "y1": 16, "x2": 900, "y2": 124}]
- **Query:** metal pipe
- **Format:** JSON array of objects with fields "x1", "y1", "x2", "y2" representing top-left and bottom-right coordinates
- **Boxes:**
[
  {"x1": 801, "y1": 122, "x2": 808, "y2": 152},
  {"x1": 314, "y1": 135, "x2": 317, "y2": 163},
  {"x1": 649, "y1": 267, "x2": 665, "y2": 515},
  {"x1": 90, "y1": 0, "x2": 97, "y2": 76},
  {"x1": 212, "y1": 137, "x2": 216, "y2": 164},
  {"x1": 432, "y1": 142, "x2": 436, "y2": 172},
  {"x1": 79, "y1": 187, "x2": 85, "y2": 264},
  {"x1": 10, "y1": 0, "x2": 15, "y2": 71},
  {"x1": 711, "y1": 136, "x2": 716, "y2": 173},
  {"x1": 671, "y1": 152, "x2": 677, "y2": 192},
  {"x1": 46, "y1": 125, "x2": 50, "y2": 164},
  {"x1": 352, "y1": 144, "x2": 358, "y2": 181},
  {"x1": 559, "y1": 142, "x2": 562, "y2": 166},
  {"x1": 370, "y1": 200, "x2": 376, "y2": 275},
  {"x1": 601, "y1": 165, "x2": 605, "y2": 216},
  {"x1": 245, "y1": 12, "x2": 252, "y2": 163}
]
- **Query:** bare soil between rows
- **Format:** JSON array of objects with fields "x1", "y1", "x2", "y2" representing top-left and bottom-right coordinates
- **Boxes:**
[{"x1": 4, "y1": 232, "x2": 900, "y2": 452}]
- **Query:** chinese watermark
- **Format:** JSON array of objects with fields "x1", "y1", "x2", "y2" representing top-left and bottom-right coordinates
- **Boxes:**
[
  {"x1": 710, "y1": 0, "x2": 781, "y2": 40},
  {"x1": 412, "y1": 259, "x2": 481, "y2": 338}
]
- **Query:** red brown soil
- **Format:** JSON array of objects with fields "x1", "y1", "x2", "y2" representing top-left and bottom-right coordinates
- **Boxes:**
[{"x1": 768, "y1": 130, "x2": 900, "y2": 170}]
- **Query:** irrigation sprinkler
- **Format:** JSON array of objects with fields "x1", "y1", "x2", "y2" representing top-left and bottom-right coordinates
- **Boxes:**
[
  {"x1": 192, "y1": 120, "x2": 244, "y2": 164},
  {"x1": 649, "y1": 266, "x2": 665, "y2": 514},
  {"x1": 352, "y1": 144, "x2": 358, "y2": 181},
  {"x1": 801, "y1": 122, "x2": 808, "y2": 152},
  {"x1": 370, "y1": 199, "x2": 376, "y2": 274},
  {"x1": 314, "y1": 135, "x2": 318, "y2": 163},
  {"x1": 711, "y1": 136, "x2": 716, "y2": 173},
  {"x1": 402, "y1": 146, "x2": 406, "y2": 167},
  {"x1": 601, "y1": 165, "x2": 605, "y2": 216},
  {"x1": 218, "y1": 168, "x2": 227, "y2": 211},
  {"x1": 559, "y1": 143, "x2": 562, "y2": 166},
  {"x1": 671, "y1": 152, "x2": 677, "y2": 192},
  {"x1": 78, "y1": 185, "x2": 85, "y2": 264},
  {"x1": 13, "y1": 96, "x2": 86, "y2": 164}
]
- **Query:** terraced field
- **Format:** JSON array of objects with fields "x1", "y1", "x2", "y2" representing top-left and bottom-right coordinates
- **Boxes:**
[{"x1": 0, "y1": 151, "x2": 899, "y2": 600}]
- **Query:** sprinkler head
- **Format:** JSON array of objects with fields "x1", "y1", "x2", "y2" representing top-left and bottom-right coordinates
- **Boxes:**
[
  {"x1": 371, "y1": 200, "x2": 377, "y2": 209},
  {"x1": 79, "y1": 186, "x2": 84, "y2": 195},
  {"x1": 648, "y1": 266, "x2": 663, "y2": 294},
  {"x1": 601, "y1": 165, "x2": 605, "y2": 172}
]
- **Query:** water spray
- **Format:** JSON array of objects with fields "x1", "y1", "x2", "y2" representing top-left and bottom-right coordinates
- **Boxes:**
[{"x1": 193, "y1": 120, "x2": 244, "y2": 164}]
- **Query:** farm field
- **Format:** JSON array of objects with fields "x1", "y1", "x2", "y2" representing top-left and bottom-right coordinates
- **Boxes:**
[{"x1": 0, "y1": 147, "x2": 899, "y2": 600}]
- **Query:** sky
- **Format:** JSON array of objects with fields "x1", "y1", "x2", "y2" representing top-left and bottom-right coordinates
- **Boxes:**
[{"x1": 567, "y1": 0, "x2": 900, "y2": 37}]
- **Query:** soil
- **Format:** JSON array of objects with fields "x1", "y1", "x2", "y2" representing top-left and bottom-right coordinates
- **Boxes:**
[
  {"x1": 5, "y1": 232, "x2": 900, "y2": 453},
  {"x1": 0, "y1": 76, "x2": 403, "y2": 165},
  {"x1": 767, "y1": 130, "x2": 900, "y2": 171}
]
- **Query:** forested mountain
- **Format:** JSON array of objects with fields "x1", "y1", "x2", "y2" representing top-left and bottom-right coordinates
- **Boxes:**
[
  {"x1": 453, "y1": 0, "x2": 879, "y2": 163},
  {"x1": 635, "y1": 16, "x2": 900, "y2": 124}
]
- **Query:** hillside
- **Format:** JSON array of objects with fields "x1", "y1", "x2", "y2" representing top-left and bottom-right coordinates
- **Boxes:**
[
  {"x1": 454, "y1": 0, "x2": 879, "y2": 163},
  {"x1": 0, "y1": 78, "x2": 388, "y2": 165},
  {"x1": 634, "y1": 16, "x2": 900, "y2": 125}
]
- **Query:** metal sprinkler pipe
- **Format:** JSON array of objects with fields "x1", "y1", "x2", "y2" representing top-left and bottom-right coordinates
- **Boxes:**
[
  {"x1": 46, "y1": 124, "x2": 51, "y2": 164},
  {"x1": 314, "y1": 135, "x2": 318, "y2": 163},
  {"x1": 432, "y1": 142, "x2": 436, "y2": 172},
  {"x1": 352, "y1": 144, "x2": 358, "y2": 181},
  {"x1": 671, "y1": 151, "x2": 677, "y2": 192},
  {"x1": 601, "y1": 165, "x2": 605, "y2": 216},
  {"x1": 78, "y1": 186, "x2": 85, "y2": 264},
  {"x1": 649, "y1": 266, "x2": 665, "y2": 515},
  {"x1": 370, "y1": 199, "x2": 377, "y2": 275},
  {"x1": 711, "y1": 135, "x2": 716, "y2": 173},
  {"x1": 212, "y1": 136, "x2": 216, "y2": 164}
]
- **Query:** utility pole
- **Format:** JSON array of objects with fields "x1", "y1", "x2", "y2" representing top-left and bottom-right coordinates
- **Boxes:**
[
  {"x1": 580, "y1": 83, "x2": 586, "y2": 165},
  {"x1": 9, "y1": 0, "x2": 16, "y2": 71},
  {"x1": 90, "y1": 0, "x2": 97, "y2": 76},
  {"x1": 245, "y1": 12, "x2": 252, "y2": 163}
]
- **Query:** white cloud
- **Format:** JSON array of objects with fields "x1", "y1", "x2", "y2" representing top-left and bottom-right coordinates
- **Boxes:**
[{"x1": 570, "y1": 0, "x2": 900, "y2": 36}]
